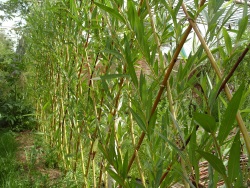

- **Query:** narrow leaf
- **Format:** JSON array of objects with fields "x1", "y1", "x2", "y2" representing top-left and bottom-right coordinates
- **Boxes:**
[
  {"x1": 197, "y1": 150, "x2": 226, "y2": 176},
  {"x1": 228, "y1": 131, "x2": 241, "y2": 183},
  {"x1": 222, "y1": 27, "x2": 232, "y2": 55},
  {"x1": 122, "y1": 151, "x2": 129, "y2": 179},
  {"x1": 159, "y1": 134, "x2": 186, "y2": 160},
  {"x1": 124, "y1": 35, "x2": 138, "y2": 87},
  {"x1": 92, "y1": 138, "x2": 99, "y2": 152},
  {"x1": 94, "y1": 2, "x2": 126, "y2": 24},
  {"x1": 189, "y1": 127, "x2": 200, "y2": 185},
  {"x1": 193, "y1": 113, "x2": 216, "y2": 133},
  {"x1": 106, "y1": 168, "x2": 124, "y2": 186},
  {"x1": 237, "y1": 16, "x2": 248, "y2": 41},
  {"x1": 218, "y1": 84, "x2": 244, "y2": 144},
  {"x1": 129, "y1": 107, "x2": 146, "y2": 132}
]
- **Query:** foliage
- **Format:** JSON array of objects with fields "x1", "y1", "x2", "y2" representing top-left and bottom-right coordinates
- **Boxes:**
[
  {"x1": 0, "y1": 0, "x2": 31, "y2": 20},
  {"x1": 0, "y1": 129, "x2": 61, "y2": 187},
  {"x1": 0, "y1": 31, "x2": 35, "y2": 131},
  {"x1": 4, "y1": 0, "x2": 249, "y2": 187}
]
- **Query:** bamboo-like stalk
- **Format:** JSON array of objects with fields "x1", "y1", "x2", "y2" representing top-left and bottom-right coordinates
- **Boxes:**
[
  {"x1": 181, "y1": 2, "x2": 250, "y2": 156},
  {"x1": 128, "y1": 85, "x2": 146, "y2": 187},
  {"x1": 127, "y1": 13, "x2": 196, "y2": 175},
  {"x1": 217, "y1": 43, "x2": 250, "y2": 97},
  {"x1": 166, "y1": 81, "x2": 189, "y2": 188},
  {"x1": 140, "y1": 0, "x2": 207, "y2": 185},
  {"x1": 145, "y1": 0, "x2": 190, "y2": 186},
  {"x1": 79, "y1": 130, "x2": 88, "y2": 187},
  {"x1": 145, "y1": 0, "x2": 163, "y2": 65},
  {"x1": 97, "y1": 76, "x2": 126, "y2": 187},
  {"x1": 92, "y1": 158, "x2": 96, "y2": 188},
  {"x1": 25, "y1": 0, "x2": 250, "y2": 187}
]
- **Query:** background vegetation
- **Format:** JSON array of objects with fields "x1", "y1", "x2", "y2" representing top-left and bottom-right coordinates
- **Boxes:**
[
  {"x1": 0, "y1": 30, "x2": 35, "y2": 131},
  {"x1": 0, "y1": 0, "x2": 250, "y2": 187}
]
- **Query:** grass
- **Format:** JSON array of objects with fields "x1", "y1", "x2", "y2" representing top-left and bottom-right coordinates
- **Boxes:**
[
  {"x1": 0, "y1": 128, "x2": 63, "y2": 188},
  {"x1": 0, "y1": 127, "x2": 93, "y2": 188},
  {"x1": 0, "y1": 129, "x2": 19, "y2": 186}
]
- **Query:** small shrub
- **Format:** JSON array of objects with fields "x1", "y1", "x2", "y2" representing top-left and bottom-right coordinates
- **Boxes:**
[{"x1": 0, "y1": 98, "x2": 36, "y2": 131}]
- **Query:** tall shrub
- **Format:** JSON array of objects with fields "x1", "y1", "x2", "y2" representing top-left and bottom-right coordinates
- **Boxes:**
[{"x1": 24, "y1": 0, "x2": 249, "y2": 187}]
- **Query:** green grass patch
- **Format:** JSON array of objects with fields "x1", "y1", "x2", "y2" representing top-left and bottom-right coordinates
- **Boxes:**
[{"x1": 0, "y1": 129, "x2": 51, "y2": 187}]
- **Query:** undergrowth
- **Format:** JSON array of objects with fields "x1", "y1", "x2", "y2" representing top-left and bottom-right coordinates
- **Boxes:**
[{"x1": 0, "y1": 129, "x2": 61, "y2": 188}]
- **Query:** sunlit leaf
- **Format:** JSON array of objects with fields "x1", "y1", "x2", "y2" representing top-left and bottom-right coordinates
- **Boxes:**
[
  {"x1": 222, "y1": 27, "x2": 232, "y2": 55},
  {"x1": 237, "y1": 16, "x2": 248, "y2": 41}
]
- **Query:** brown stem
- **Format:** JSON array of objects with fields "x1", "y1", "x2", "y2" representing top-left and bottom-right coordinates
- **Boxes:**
[
  {"x1": 127, "y1": 19, "x2": 192, "y2": 175},
  {"x1": 97, "y1": 67, "x2": 127, "y2": 187},
  {"x1": 137, "y1": 0, "x2": 144, "y2": 16},
  {"x1": 87, "y1": 53, "x2": 100, "y2": 101},
  {"x1": 127, "y1": 0, "x2": 207, "y2": 175},
  {"x1": 159, "y1": 125, "x2": 200, "y2": 184},
  {"x1": 182, "y1": 1, "x2": 250, "y2": 156},
  {"x1": 216, "y1": 43, "x2": 250, "y2": 98}
]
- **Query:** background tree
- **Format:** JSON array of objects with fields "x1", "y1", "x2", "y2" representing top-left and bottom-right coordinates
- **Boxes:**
[{"x1": 0, "y1": 30, "x2": 34, "y2": 130}]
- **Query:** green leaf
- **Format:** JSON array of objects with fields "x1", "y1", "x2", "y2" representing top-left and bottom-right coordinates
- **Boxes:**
[
  {"x1": 94, "y1": 2, "x2": 126, "y2": 24},
  {"x1": 196, "y1": 3, "x2": 208, "y2": 17},
  {"x1": 194, "y1": 0, "x2": 199, "y2": 8},
  {"x1": 241, "y1": 108, "x2": 250, "y2": 113},
  {"x1": 98, "y1": 143, "x2": 112, "y2": 165},
  {"x1": 211, "y1": 0, "x2": 224, "y2": 13},
  {"x1": 228, "y1": 131, "x2": 241, "y2": 184},
  {"x1": 102, "y1": 49, "x2": 123, "y2": 59},
  {"x1": 159, "y1": 133, "x2": 186, "y2": 160},
  {"x1": 189, "y1": 127, "x2": 200, "y2": 185},
  {"x1": 222, "y1": 27, "x2": 232, "y2": 55},
  {"x1": 129, "y1": 107, "x2": 146, "y2": 132},
  {"x1": 106, "y1": 167, "x2": 124, "y2": 186},
  {"x1": 92, "y1": 138, "x2": 99, "y2": 152},
  {"x1": 237, "y1": 16, "x2": 248, "y2": 41},
  {"x1": 139, "y1": 72, "x2": 146, "y2": 104},
  {"x1": 218, "y1": 84, "x2": 245, "y2": 144},
  {"x1": 122, "y1": 151, "x2": 128, "y2": 179},
  {"x1": 148, "y1": 109, "x2": 157, "y2": 138},
  {"x1": 101, "y1": 79, "x2": 112, "y2": 98},
  {"x1": 174, "y1": 0, "x2": 183, "y2": 16},
  {"x1": 233, "y1": 0, "x2": 249, "y2": 39},
  {"x1": 42, "y1": 102, "x2": 50, "y2": 110},
  {"x1": 127, "y1": 0, "x2": 136, "y2": 28},
  {"x1": 208, "y1": 79, "x2": 221, "y2": 108},
  {"x1": 197, "y1": 150, "x2": 226, "y2": 176},
  {"x1": 193, "y1": 113, "x2": 216, "y2": 133},
  {"x1": 170, "y1": 113, "x2": 185, "y2": 145},
  {"x1": 124, "y1": 35, "x2": 138, "y2": 87},
  {"x1": 69, "y1": 0, "x2": 78, "y2": 16}
]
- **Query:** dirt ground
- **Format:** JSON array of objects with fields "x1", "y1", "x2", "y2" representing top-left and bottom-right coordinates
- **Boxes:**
[{"x1": 15, "y1": 131, "x2": 62, "y2": 182}]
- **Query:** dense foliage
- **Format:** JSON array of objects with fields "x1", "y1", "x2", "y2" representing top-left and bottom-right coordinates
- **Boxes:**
[
  {"x1": 1, "y1": 0, "x2": 250, "y2": 187},
  {"x1": 0, "y1": 31, "x2": 35, "y2": 131}
]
